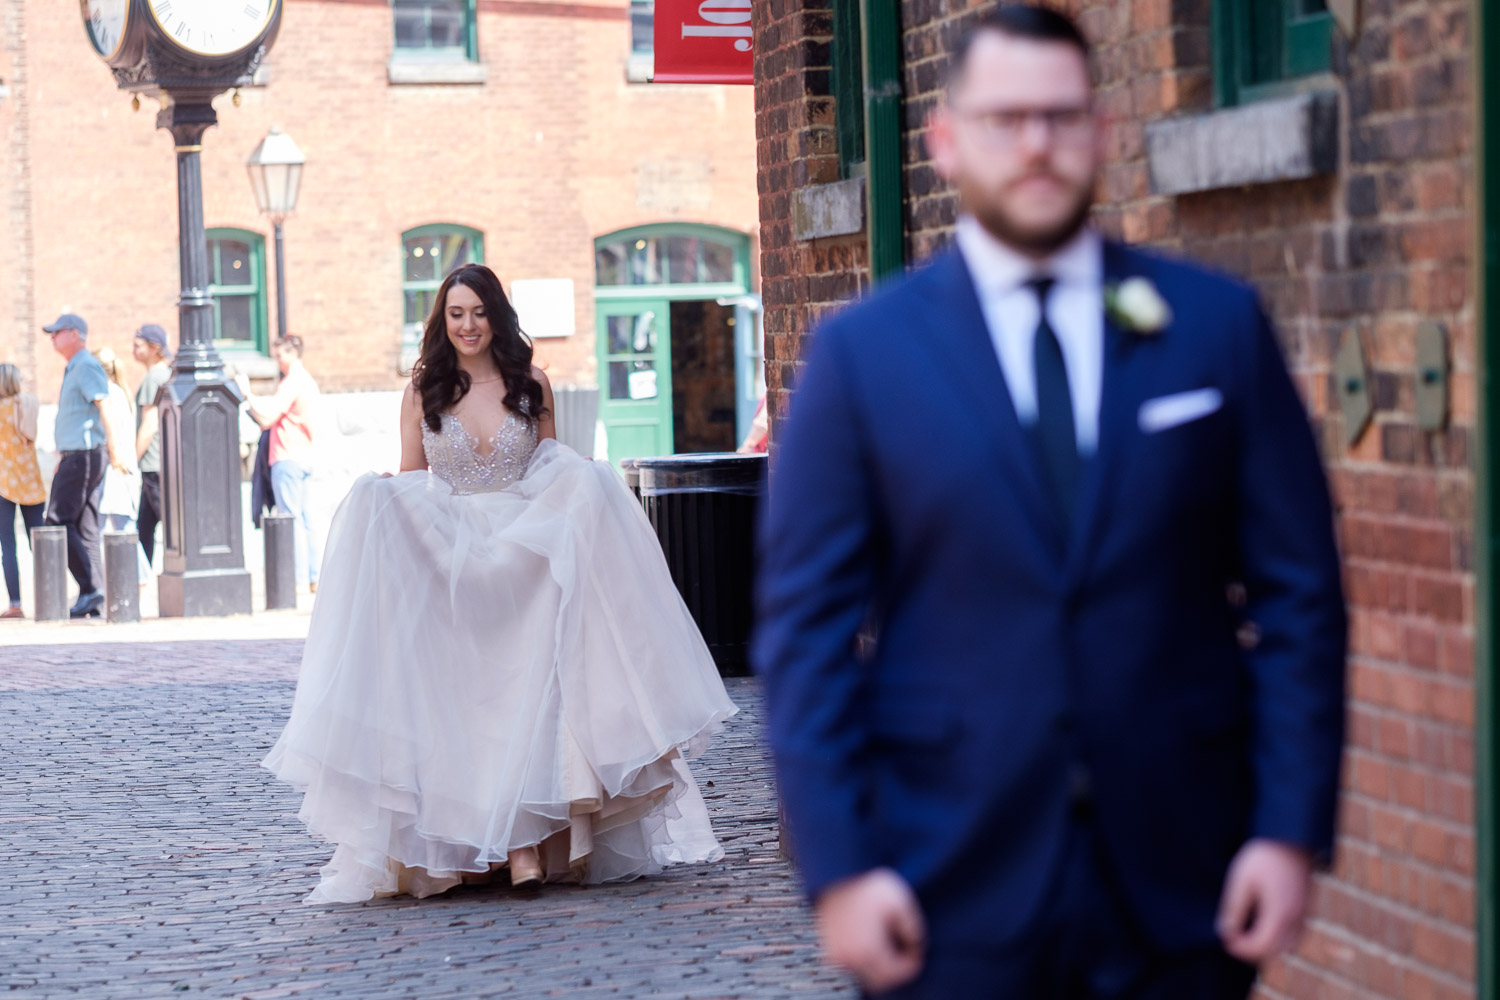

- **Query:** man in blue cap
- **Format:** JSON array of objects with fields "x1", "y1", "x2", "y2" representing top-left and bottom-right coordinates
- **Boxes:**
[
  {"x1": 131, "y1": 323, "x2": 173, "y2": 570},
  {"x1": 42, "y1": 313, "x2": 126, "y2": 618}
]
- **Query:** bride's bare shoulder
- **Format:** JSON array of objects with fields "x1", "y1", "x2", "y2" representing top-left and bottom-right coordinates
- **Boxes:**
[{"x1": 529, "y1": 365, "x2": 551, "y2": 388}]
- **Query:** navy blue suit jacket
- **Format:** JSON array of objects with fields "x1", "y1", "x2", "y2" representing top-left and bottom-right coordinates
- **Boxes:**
[{"x1": 752, "y1": 244, "x2": 1347, "y2": 952}]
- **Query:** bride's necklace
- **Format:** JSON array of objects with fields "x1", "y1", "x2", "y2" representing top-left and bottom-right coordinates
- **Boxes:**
[{"x1": 465, "y1": 373, "x2": 503, "y2": 384}]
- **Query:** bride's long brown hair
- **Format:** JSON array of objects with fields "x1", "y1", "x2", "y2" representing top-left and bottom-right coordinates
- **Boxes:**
[{"x1": 410, "y1": 264, "x2": 545, "y2": 432}]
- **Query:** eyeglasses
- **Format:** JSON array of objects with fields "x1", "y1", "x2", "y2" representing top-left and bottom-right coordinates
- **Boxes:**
[{"x1": 952, "y1": 105, "x2": 1096, "y2": 148}]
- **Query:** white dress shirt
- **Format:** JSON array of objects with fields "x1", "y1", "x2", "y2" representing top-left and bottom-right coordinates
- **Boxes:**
[{"x1": 953, "y1": 215, "x2": 1105, "y2": 454}]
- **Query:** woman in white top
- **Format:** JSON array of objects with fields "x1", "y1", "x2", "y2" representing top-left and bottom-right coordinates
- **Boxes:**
[{"x1": 93, "y1": 349, "x2": 151, "y2": 586}]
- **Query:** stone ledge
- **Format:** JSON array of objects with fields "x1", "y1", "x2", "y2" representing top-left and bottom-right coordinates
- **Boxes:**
[
  {"x1": 793, "y1": 178, "x2": 865, "y2": 241},
  {"x1": 387, "y1": 56, "x2": 488, "y2": 86},
  {"x1": 1145, "y1": 90, "x2": 1339, "y2": 197}
]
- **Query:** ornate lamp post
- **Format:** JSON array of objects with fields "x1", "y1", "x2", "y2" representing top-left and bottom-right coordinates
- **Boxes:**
[
  {"x1": 245, "y1": 127, "x2": 305, "y2": 340},
  {"x1": 81, "y1": 0, "x2": 284, "y2": 616}
]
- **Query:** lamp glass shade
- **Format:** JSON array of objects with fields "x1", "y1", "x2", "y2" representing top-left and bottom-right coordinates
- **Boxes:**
[{"x1": 245, "y1": 128, "x2": 307, "y2": 218}]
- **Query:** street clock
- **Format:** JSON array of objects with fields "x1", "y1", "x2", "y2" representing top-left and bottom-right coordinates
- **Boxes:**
[{"x1": 80, "y1": 0, "x2": 282, "y2": 94}]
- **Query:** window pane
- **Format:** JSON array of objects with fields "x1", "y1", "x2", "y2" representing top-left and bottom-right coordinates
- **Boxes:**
[
  {"x1": 629, "y1": 238, "x2": 662, "y2": 285},
  {"x1": 608, "y1": 360, "x2": 658, "y2": 400},
  {"x1": 701, "y1": 239, "x2": 736, "y2": 283},
  {"x1": 606, "y1": 312, "x2": 657, "y2": 355},
  {"x1": 216, "y1": 240, "x2": 254, "y2": 287},
  {"x1": 393, "y1": 2, "x2": 428, "y2": 48},
  {"x1": 596, "y1": 243, "x2": 626, "y2": 286},
  {"x1": 630, "y1": 0, "x2": 654, "y2": 54},
  {"x1": 394, "y1": 0, "x2": 466, "y2": 49},
  {"x1": 428, "y1": 2, "x2": 465, "y2": 47},
  {"x1": 405, "y1": 238, "x2": 439, "y2": 282},
  {"x1": 434, "y1": 232, "x2": 477, "y2": 274},
  {"x1": 664, "y1": 236, "x2": 701, "y2": 284},
  {"x1": 217, "y1": 294, "x2": 254, "y2": 343}
]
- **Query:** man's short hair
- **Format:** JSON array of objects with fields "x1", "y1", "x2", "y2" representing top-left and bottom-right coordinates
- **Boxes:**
[
  {"x1": 274, "y1": 335, "x2": 304, "y2": 357},
  {"x1": 948, "y1": 4, "x2": 1092, "y2": 92}
]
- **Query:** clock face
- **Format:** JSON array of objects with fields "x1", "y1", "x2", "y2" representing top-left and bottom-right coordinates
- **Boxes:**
[
  {"x1": 82, "y1": 0, "x2": 129, "y2": 59},
  {"x1": 147, "y1": 0, "x2": 276, "y2": 57}
]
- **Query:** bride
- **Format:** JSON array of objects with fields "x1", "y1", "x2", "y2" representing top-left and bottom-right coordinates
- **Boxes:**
[{"x1": 263, "y1": 264, "x2": 738, "y2": 904}]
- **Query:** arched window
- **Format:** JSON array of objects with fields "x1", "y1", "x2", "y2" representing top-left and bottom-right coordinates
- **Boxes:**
[
  {"x1": 401, "y1": 224, "x2": 484, "y2": 357},
  {"x1": 594, "y1": 226, "x2": 745, "y2": 290},
  {"x1": 206, "y1": 228, "x2": 268, "y2": 355}
]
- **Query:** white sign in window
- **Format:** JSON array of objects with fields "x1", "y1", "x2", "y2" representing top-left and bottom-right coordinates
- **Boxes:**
[{"x1": 510, "y1": 278, "x2": 576, "y2": 339}]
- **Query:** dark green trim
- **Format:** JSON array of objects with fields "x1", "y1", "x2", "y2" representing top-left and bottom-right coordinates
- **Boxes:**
[
  {"x1": 1212, "y1": 0, "x2": 1333, "y2": 107},
  {"x1": 833, "y1": 0, "x2": 866, "y2": 178},
  {"x1": 400, "y1": 223, "x2": 485, "y2": 347},
  {"x1": 859, "y1": 0, "x2": 904, "y2": 281},
  {"x1": 1478, "y1": 1, "x2": 1499, "y2": 993},
  {"x1": 592, "y1": 223, "x2": 751, "y2": 296},
  {"x1": 205, "y1": 227, "x2": 268, "y2": 355}
]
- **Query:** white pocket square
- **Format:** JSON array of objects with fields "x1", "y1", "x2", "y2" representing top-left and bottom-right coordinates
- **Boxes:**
[{"x1": 1138, "y1": 388, "x2": 1224, "y2": 434}]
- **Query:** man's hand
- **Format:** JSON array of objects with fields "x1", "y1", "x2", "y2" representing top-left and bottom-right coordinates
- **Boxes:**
[
  {"x1": 815, "y1": 868, "x2": 926, "y2": 993},
  {"x1": 1216, "y1": 839, "x2": 1314, "y2": 963}
]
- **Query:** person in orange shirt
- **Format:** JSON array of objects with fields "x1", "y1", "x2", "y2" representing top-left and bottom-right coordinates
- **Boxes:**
[
  {"x1": 0, "y1": 363, "x2": 47, "y2": 618},
  {"x1": 238, "y1": 336, "x2": 322, "y2": 593}
]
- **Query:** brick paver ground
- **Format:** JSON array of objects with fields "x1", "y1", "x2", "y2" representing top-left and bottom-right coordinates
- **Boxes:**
[{"x1": 0, "y1": 623, "x2": 853, "y2": 999}]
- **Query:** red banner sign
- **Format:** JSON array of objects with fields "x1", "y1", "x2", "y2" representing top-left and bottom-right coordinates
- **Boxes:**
[{"x1": 653, "y1": 0, "x2": 753, "y2": 85}]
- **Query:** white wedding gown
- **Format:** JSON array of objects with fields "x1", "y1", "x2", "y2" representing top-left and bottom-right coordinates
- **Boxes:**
[{"x1": 263, "y1": 404, "x2": 738, "y2": 904}]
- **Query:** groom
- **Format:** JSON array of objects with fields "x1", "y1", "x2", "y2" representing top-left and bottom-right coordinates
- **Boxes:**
[{"x1": 752, "y1": 5, "x2": 1347, "y2": 998}]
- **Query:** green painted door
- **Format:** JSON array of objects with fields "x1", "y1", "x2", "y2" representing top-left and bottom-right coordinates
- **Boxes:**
[{"x1": 597, "y1": 299, "x2": 673, "y2": 464}]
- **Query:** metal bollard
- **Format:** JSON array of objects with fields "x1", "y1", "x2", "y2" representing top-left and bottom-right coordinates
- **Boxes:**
[
  {"x1": 31, "y1": 525, "x2": 68, "y2": 622},
  {"x1": 103, "y1": 531, "x2": 141, "y2": 624},
  {"x1": 264, "y1": 512, "x2": 297, "y2": 611}
]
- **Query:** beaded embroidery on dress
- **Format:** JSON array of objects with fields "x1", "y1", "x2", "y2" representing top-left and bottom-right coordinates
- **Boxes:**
[{"x1": 264, "y1": 408, "x2": 737, "y2": 904}]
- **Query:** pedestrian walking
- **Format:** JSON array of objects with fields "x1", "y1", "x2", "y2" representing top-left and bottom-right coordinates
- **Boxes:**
[
  {"x1": 93, "y1": 347, "x2": 151, "y2": 588},
  {"x1": 262, "y1": 265, "x2": 735, "y2": 903},
  {"x1": 131, "y1": 323, "x2": 172, "y2": 569},
  {"x1": 753, "y1": 6, "x2": 1347, "y2": 999},
  {"x1": 0, "y1": 364, "x2": 46, "y2": 620},
  {"x1": 42, "y1": 313, "x2": 128, "y2": 619},
  {"x1": 237, "y1": 336, "x2": 322, "y2": 592}
]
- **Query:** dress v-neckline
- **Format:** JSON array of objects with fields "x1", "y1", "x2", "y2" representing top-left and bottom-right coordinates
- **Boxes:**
[{"x1": 441, "y1": 411, "x2": 523, "y2": 462}]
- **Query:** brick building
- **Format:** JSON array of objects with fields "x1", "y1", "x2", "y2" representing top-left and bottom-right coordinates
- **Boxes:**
[
  {"x1": 0, "y1": 0, "x2": 760, "y2": 462},
  {"x1": 754, "y1": 0, "x2": 1494, "y2": 997}
]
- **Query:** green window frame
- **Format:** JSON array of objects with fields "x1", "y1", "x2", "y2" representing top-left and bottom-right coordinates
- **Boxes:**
[
  {"x1": 393, "y1": 0, "x2": 478, "y2": 61},
  {"x1": 1213, "y1": 0, "x2": 1334, "y2": 107},
  {"x1": 832, "y1": 0, "x2": 866, "y2": 178},
  {"x1": 401, "y1": 224, "x2": 485, "y2": 356},
  {"x1": 593, "y1": 223, "x2": 749, "y2": 299},
  {"x1": 205, "y1": 228, "x2": 269, "y2": 356}
]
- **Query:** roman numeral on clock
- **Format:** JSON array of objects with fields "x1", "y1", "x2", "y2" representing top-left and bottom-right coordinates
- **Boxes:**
[{"x1": 246, "y1": 4, "x2": 262, "y2": 18}]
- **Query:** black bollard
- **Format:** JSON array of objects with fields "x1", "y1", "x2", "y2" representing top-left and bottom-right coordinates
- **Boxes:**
[
  {"x1": 30, "y1": 525, "x2": 68, "y2": 622},
  {"x1": 264, "y1": 512, "x2": 296, "y2": 611},
  {"x1": 103, "y1": 532, "x2": 141, "y2": 624}
]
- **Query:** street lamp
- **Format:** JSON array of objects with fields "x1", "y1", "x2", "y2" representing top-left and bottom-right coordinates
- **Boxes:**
[{"x1": 246, "y1": 128, "x2": 306, "y2": 341}]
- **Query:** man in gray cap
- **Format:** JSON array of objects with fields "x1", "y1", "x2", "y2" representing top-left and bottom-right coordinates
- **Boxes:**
[
  {"x1": 131, "y1": 324, "x2": 173, "y2": 570},
  {"x1": 42, "y1": 313, "x2": 125, "y2": 618}
]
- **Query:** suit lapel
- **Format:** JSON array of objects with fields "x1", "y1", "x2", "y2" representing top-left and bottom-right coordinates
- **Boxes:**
[
  {"x1": 915, "y1": 251, "x2": 1066, "y2": 552},
  {"x1": 1063, "y1": 241, "x2": 1156, "y2": 583}
]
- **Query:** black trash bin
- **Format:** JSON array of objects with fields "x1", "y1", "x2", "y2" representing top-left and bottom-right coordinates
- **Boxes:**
[
  {"x1": 636, "y1": 453, "x2": 767, "y2": 677},
  {"x1": 618, "y1": 457, "x2": 643, "y2": 505}
]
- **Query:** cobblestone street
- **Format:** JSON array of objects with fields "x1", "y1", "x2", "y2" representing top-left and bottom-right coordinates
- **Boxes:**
[{"x1": 0, "y1": 622, "x2": 852, "y2": 999}]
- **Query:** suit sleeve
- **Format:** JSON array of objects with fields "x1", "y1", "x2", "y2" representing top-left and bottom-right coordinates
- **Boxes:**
[
  {"x1": 1232, "y1": 293, "x2": 1348, "y2": 861},
  {"x1": 752, "y1": 315, "x2": 881, "y2": 899}
]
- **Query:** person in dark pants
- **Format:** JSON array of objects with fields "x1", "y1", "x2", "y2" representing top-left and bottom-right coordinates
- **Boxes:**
[
  {"x1": 42, "y1": 313, "x2": 126, "y2": 619},
  {"x1": 131, "y1": 323, "x2": 173, "y2": 569},
  {"x1": 0, "y1": 364, "x2": 47, "y2": 619},
  {"x1": 753, "y1": 7, "x2": 1347, "y2": 999}
]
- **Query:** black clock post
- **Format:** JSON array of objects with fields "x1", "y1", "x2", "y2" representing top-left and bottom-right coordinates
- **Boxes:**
[{"x1": 86, "y1": 0, "x2": 285, "y2": 616}]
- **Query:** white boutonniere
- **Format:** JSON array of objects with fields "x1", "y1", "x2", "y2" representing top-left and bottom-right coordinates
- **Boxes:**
[{"x1": 1105, "y1": 277, "x2": 1172, "y2": 335}]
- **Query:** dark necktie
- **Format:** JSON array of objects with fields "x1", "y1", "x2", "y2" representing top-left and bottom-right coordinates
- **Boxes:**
[{"x1": 1029, "y1": 277, "x2": 1081, "y2": 527}]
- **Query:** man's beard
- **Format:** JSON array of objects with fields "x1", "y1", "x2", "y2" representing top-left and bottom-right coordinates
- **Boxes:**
[{"x1": 969, "y1": 176, "x2": 1095, "y2": 257}]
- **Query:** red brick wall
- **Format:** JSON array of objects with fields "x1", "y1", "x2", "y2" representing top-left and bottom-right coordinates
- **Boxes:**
[
  {"x1": 1, "y1": 0, "x2": 758, "y2": 400},
  {"x1": 762, "y1": 0, "x2": 1481, "y2": 995},
  {"x1": 752, "y1": 0, "x2": 870, "y2": 431}
]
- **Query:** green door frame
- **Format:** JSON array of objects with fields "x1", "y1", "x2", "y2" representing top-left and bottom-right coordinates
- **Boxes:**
[
  {"x1": 1477, "y1": 0, "x2": 1498, "y2": 994},
  {"x1": 593, "y1": 224, "x2": 753, "y2": 464}
]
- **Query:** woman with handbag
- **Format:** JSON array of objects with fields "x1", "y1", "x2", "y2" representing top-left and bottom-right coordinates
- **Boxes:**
[{"x1": 0, "y1": 363, "x2": 47, "y2": 619}]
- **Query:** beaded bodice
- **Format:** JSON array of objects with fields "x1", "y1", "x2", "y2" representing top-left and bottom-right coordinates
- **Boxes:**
[{"x1": 422, "y1": 408, "x2": 539, "y2": 495}]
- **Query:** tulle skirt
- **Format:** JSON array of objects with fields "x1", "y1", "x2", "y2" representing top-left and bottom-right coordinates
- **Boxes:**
[{"x1": 262, "y1": 441, "x2": 738, "y2": 904}]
